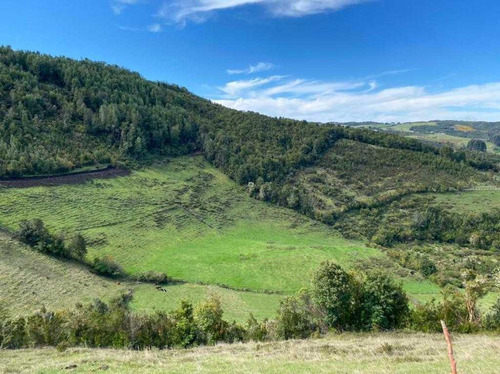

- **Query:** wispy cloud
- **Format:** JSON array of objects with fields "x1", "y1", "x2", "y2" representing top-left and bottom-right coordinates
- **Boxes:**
[
  {"x1": 213, "y1": 73, "x2": 500, "y2": 122},
  {"x1": 157, "y1": 0, "x2": 372, "y2": 25},
  {"x1": 269, "y1": 0, "x2": 373, "y2": 17},
  {"x1": 112, "y1": 0, "x2": 142, "y2": 15},
  {"x1": 148, "y1": 23, "x2": 162, "y2": 32},
  {"x1": 227, "y1": 62, "x2": 275, "y2": 75},
  {"x1": 117, "y1": 24, "x2": 163, "y2": 33},
  {"x1": 218, "y1": 76, "x2": 285, "y2": 96}
]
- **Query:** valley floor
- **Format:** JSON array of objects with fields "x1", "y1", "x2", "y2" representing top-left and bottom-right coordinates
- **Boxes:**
[{"x1": 1, "y1": 333, "x2": 499, "y2": 373}]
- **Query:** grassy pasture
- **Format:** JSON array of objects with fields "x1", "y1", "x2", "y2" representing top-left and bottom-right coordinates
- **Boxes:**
[
  {"x1": 130, "y1": 283, "x2": 282, "y2": 322},
  {"x1": 2, "y1": 155, "x2": 498, "y2": 321},
  {"x1": 0, "y1": 156, "x2": 384, "y2": 294},
  {"x1": 0, "y1": 233, "x2": 123, "y2": 317},
  {"x1": 1, "y1": 333, "x2": 499, "y2": 373},
  {"x1": 0, "y1": 232, "x2": 280, "y2": 322}
]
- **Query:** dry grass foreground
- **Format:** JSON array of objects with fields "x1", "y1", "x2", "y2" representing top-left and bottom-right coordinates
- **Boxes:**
[{"x1": 1, "y1": 333, "x2": 499, "y2": 373}]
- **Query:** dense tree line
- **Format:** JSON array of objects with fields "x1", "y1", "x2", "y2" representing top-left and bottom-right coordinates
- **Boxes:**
[
  {"x1": 2, "y1": 46, "x2": 498, "y2": 181},
  {"x1": 2, "y1": 261, "x2": 499, "y2": 349},
  {"x1": 0, "y1": 47, "x2": 201, "y2": 177},
  {"x1": 16, "y1": 218, "x2": 86, "y2": 260}
]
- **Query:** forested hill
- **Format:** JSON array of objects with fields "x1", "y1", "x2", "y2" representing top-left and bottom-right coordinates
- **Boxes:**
[
  {"x1": 1, "y1": 46, "x2": 500, "y2": 247},
  {"x1": 3, "y1": 46, "x2": 495, "y2": 179}
]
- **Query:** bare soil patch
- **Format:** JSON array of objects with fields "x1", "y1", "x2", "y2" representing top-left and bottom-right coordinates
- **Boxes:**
[{"x1": 0, "y1": 167, "x2": 130, "y2": 188}]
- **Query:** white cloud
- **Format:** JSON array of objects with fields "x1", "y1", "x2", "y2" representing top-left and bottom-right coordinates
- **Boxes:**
[
  {"x1": 148, "y1": 23, "x2": 162, "y2": 32},
  {"x1": 158, "y1": 0, "x2": 371, "y2": 24},
  {"x1": 218, "y1": 76, "x2": 285, "y2": 96},
  {"x1": 269, "y1": 0, "x2": 372, "y2": 17},
  {"x1": 112, "y1": 0, "x2": 142, "y2": 15},
  {"x1": 212, "y1": 74, "x2": 500, "y2": 122},
  {"x1": 227, "y1": 62, "x2": 275, "y2": 75},
  {"x1": 217, "y1": 76, "x2": 367, "y2": 99}
]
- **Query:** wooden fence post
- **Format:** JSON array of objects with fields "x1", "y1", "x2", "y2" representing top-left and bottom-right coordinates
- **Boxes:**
[{"x1": 441, "y1": 320, "x2": 457, "y2": 374}]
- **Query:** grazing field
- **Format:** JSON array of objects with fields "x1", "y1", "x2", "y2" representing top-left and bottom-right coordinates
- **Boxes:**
[
  {"x1": 0, "y1": 156, "x2": 386, "y2": 294},
  {"x1": 0, "y1": 231, "x2": 280, "y2": 322},
  {"x1": 1, "y1": 333, "x2": 499, "y2": 373},
  {"x1": 130, "y1": 283, "x2": 282, "y2": 322},
  {"x1": 0, "y1": 155, "x2": 455, "y2": 320},
  {"x1": 0, "y1": 232, "x2": 123, "y2": 317}
]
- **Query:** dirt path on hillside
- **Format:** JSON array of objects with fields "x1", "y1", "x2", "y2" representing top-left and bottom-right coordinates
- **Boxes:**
[{"x1": 0, "y1": 167, "x2": 130, "y2": 188}]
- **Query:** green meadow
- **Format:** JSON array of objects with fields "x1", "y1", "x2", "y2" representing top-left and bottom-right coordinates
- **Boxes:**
[
  {"x1": 0, "y1": 231, "x2": 280, "y2": 322},
  {"x1": 1, "y1": 155, "x2": 482, "y2": 321},
  {"x1": 0, "y1": 156, "x2": 384, "y2": 294},
  {"x1": 0, "y1": 232, "x2": 123, "y2": 316}
]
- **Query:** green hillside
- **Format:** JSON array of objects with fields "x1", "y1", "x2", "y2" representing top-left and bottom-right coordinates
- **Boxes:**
[
  {"x1": 2, "y1": 47, "x2": 499, "y2": 243},
  {"x1": 0, "y1": 232, "x2": 123, "y2": 317},
  {"x1": 1, "y1": 155, "x2": 455, "y2": 320},
  {"x1": 290, "y1": 138, "x2": 479, "y2": 218},
  {"x1": 1, "y1": 48, "x2": 499, "y2": 352},
  {"x1": 0, "y1": 229, "x2": 282, "y2": 322},
  {"x1": 0, "y1": 155, "x2": 386, "y2": 294}
]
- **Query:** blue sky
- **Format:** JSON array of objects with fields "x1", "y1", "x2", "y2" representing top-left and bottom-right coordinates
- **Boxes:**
[{"x1": 1, "y1": 0, "x2": 500, "y2": 122}]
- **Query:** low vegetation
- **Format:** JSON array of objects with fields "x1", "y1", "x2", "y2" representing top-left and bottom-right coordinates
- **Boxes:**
[
  {"x1": 1, "y1": 261, "x2": 499, "y2": 350},
  {"x1": 1, "y1": 333, "x2": 500, "y2": 374}
]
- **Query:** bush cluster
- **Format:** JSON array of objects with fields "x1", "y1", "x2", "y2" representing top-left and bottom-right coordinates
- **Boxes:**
[
  {"x1": 0, "y1": 297, "x2": 244, "y2": 349},
  {"x1": 91, "y1": 256, "x2": 125, "y2": 278},
  {"x1": 1, "y1": 261, "x2": 499, "y2": 350},
  {"x1": 373, "y1": 206, "x2": 500, "y2": 250},
  {"x1": 132, "y1": 271, "x2": 170, "y2": 284},
  {"x1": 15, "y1": 219, "x2": 87, "y2": 260},
  {"x1": 273, "y1": 262, "x2": 409, "y2": 339}
]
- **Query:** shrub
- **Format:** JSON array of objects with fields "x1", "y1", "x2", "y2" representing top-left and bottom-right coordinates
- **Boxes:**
[
  {"x1": 246, "y1": 314, "x2": 268, "y2": 342},
  {"x1": 420, "y1": 257, "x2": 437, "y2": 277},
  {"x1": 16, "y1": 219, "x2": 49, "y2": 247},
  {"x1": 409, "y1": 299, "x2": 442, "y2": 332},
  {"x1": 133, "y1": 271, "x2": 169, "y2": 284},
  {"x1": 37, "y1": 233, "x2": 67, "y2": 257},
  {"x1": 25, "y1": 307, "x2": 69, "y2": 347},
  {"x1": 0, "y1": 317, "x2": 28, "y2": 349},
  {"x1": 225, "y1": 321, "x2": 247, "y2": 343},
  {"x1": 484, "y1": 298, "x2": 500, "y2": 330},
  {"x1": 312, "y1": 261, "x2": 355, "y2": 330},
  {"x1": 194, "y1": 296, "x2": 229, "y2": 345},
  {"x1": 91, "y1": 256, "x2": 125, "y2": 278},
  {"x1": 358, "y1": 272, "x2": 409, "y2": 331},
  {"x1": 275, "y1": 290, "x2": 325, "y2": 339},
  {"x1": 170, "y1": 301, "x2": 198, "y2": 348},
  {"x1": 409, "y1": 287, "x2": 477, "y2": 333},
  {"x1": 68, "y1": 234, "x2": 87, "y2": 260}
]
